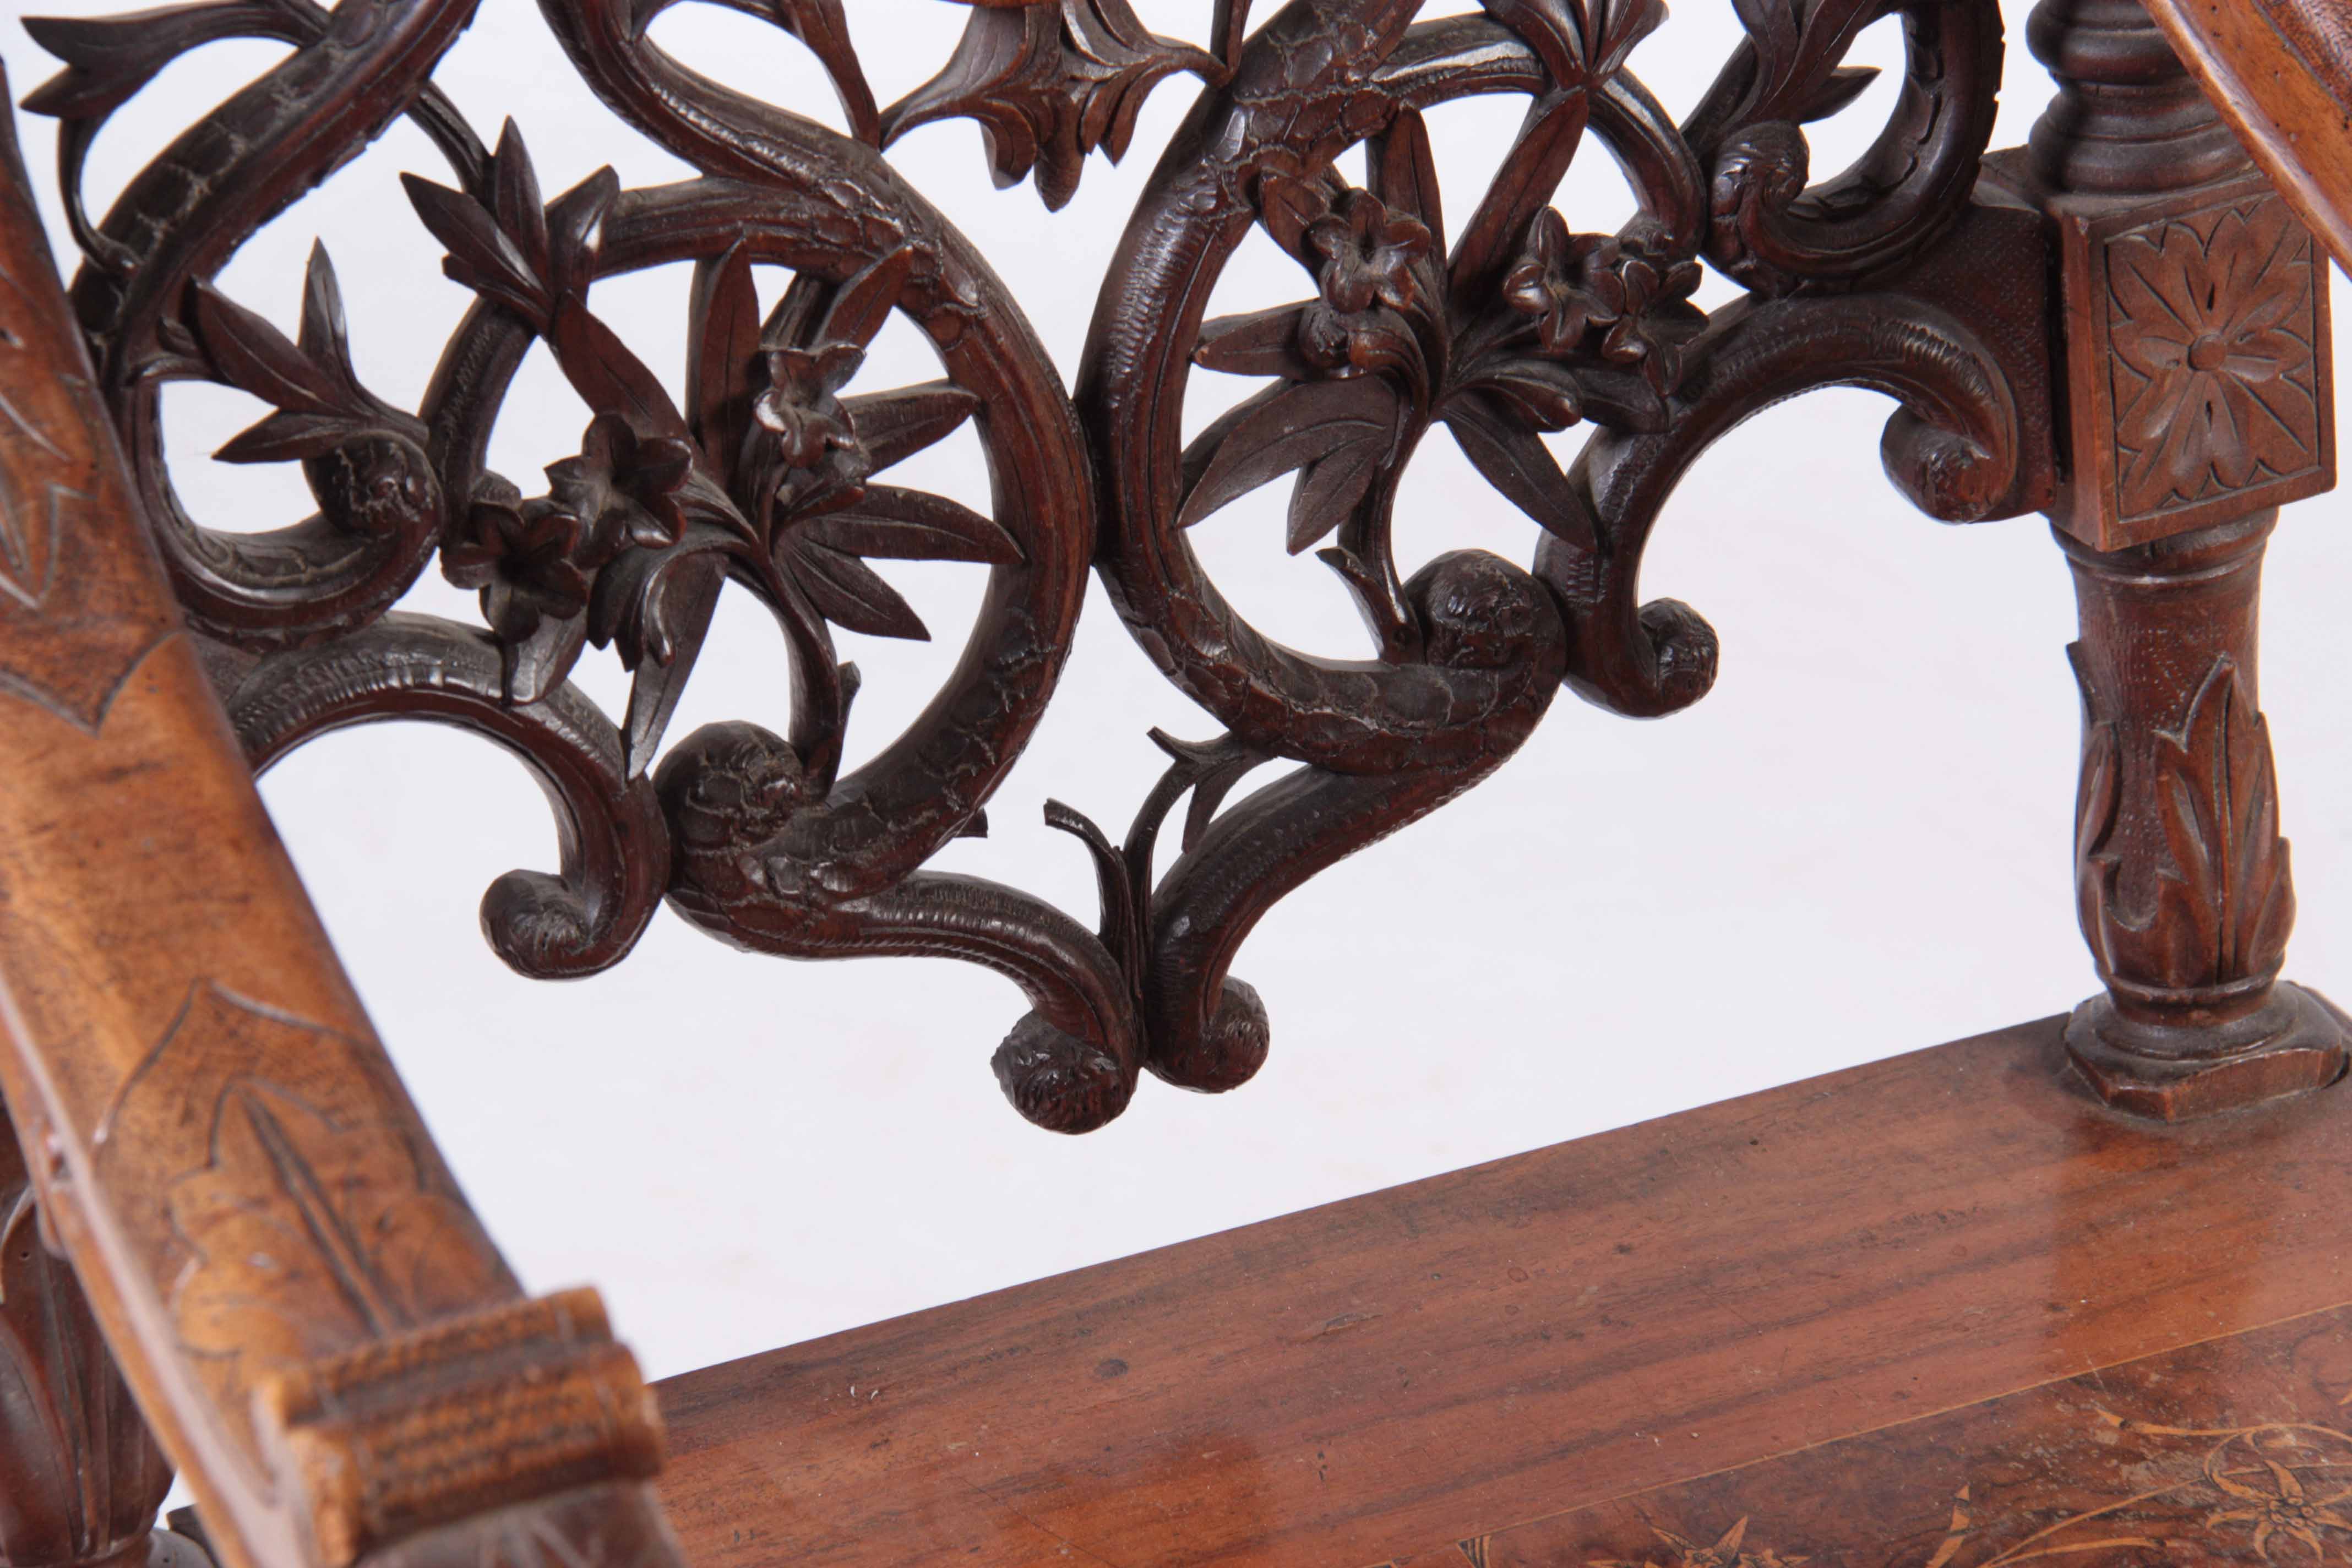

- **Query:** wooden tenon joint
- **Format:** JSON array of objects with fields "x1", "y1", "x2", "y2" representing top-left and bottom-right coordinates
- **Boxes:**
[{"x1": 2011, "y1": 0, "x2": 2350, "y2": 1118}]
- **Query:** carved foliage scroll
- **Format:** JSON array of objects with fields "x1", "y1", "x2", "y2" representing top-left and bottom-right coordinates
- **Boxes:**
[{"x1": 20, "y1": 0, "x2": 2043, "y2": 1133}]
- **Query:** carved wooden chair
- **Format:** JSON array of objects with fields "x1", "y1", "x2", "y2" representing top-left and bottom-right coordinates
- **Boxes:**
[{"x1": 2, "y1": 1, "x2": 2350, "y2": 1565}]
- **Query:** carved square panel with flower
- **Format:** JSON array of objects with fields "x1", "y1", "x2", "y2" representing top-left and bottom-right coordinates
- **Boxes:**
[{"x1": 2057, "y1": 181, "x2": 2335, "y2": 549}]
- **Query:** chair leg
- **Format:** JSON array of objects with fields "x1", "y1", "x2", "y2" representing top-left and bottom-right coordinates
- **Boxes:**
[
  {"x1": 2028, "y1": 0, "x2": 2349, "y2": 1116},
  {"x1": 0, "y1": 1102, "x2": 187, "y2": 1568},
  {"x1": 2059, "y1": 515, "x2": 2350, "y2": 1117}
]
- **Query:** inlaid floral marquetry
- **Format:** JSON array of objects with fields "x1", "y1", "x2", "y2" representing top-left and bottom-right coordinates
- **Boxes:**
[
  {"x1": 2052, "y1": 178, "x2": 2336, "y2": 549},
  {"x1": 1445, "y1": 1302, "x2": 2352, "y2": 1568}
]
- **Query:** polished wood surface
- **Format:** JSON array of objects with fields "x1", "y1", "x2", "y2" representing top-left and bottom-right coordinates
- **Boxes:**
[{"x1": 653, "y1": 1017, "x2": 2352, "y2": 1568}]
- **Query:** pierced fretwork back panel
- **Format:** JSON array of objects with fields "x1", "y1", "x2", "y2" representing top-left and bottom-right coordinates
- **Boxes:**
[{"x1": 14, "y1": 0, "x2": 2050, "y2": 1139}]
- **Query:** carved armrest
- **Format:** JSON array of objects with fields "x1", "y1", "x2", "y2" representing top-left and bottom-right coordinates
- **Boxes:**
[
  {"x1": 2139, "y1": 0, "x2": 2352, "y2": 271},
  {"x1": 0, "y1": 81, "x2": 684, "y2": 1568}
]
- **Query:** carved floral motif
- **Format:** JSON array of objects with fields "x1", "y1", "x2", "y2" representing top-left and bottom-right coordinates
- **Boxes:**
[
  {"x1": 21, "y1": 0, "x2": 2024, "y2": 1130},
  {"x1": 1586, "y1": 1517, "x2": 1809, "y2": 1568},
  {"x1": 1496, "y1": 1412, "x2": 2352, "y2": 1568},
  {"x1": 2107, "y1": 199, "x2": 2323, "y2": 520}
]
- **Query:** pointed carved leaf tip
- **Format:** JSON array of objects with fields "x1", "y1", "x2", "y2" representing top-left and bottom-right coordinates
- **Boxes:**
[{"x1": 880, "y1": 0, "x2": 1223, "y2": 209}]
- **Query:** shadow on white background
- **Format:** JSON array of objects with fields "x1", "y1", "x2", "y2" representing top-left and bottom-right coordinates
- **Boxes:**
[{"x1": 3, "y1": 0, "x2": 2346, "y2": 1387}]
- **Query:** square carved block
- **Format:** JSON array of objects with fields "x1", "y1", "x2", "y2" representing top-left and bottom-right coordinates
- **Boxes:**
[{"x1": 2051, "y1": 175, "x2": 2335, "y2": 551}]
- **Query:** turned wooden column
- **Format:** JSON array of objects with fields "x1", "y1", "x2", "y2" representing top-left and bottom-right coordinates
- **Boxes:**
[
  {"x1": 2028, "y1": 0, "x2": 2348, "y2": 1118},
  {"x1": 0, "y1": 1097, "x2": 192, "y2": 1568}
]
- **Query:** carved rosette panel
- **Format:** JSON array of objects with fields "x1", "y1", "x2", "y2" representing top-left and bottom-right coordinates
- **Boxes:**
[
  {"x1": 2052, "y1": 180, "x2": 2335, "y2": 549},
  {"x1": 17, "y1": 0, "x2": 2045, "y2": 1133}
]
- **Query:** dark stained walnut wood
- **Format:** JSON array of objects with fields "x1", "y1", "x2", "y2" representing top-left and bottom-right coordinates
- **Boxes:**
[
  {"x1": 0, "y1": 0, "x2": 2345, "y2": 1559},
  {"x1": 650, "y1": 1016, "x2": 2352, "y2": 1568},
  {"x1": 0, "y1": 1102, "x2": 186, "y2": 1568},
  {"x1": 2017, "y1": 0, "x2": 2348, "y2": 1116},
  {"x1": 0, "y1": 75, "x2": 684, "y2": 1568},
  {"x1": 2059, "y1": 512, "x2": 2349, "y2": 1117},
  {"x1": 12, "y1": 0, "x2": 2064, "y2": 1136},
  {"x1": 2025, "y1": 0, "x2": 2335, "y2": 549}
]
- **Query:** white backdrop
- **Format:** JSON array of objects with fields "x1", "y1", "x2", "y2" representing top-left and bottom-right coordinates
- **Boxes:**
[{"x1": 4, "y1": 0, "x2": 2348, "y2": 1386}]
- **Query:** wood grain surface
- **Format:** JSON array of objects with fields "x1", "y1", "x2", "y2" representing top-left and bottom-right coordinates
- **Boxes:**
[
  {"x1": 655, "y1": 1017, "x2": 2352, "y2": 1568},
  {"x1": 1467, "y1": 1299, "x2": 2352, "y2": 1568},
  {"x1": 2146, "y1": 0, "x2": 2352, "y2": 273}
]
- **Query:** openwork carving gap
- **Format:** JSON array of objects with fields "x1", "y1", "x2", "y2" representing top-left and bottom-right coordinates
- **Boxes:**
[{"x1": 22, "y1": 0, "x2": 2032, "y2": 1132}]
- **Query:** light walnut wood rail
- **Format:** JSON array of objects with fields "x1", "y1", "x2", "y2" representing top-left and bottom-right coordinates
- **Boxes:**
[
  {"x1": 0, "y1": 70, "x2": 683, "y2": 1568},
  {"x1": 2144, "y1": 0, "x2": 2352, "y2": 270}
]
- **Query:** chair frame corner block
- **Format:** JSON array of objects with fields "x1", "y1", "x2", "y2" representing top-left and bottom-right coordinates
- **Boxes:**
[{"x1": 0, "y1": 0, "x2": 2345, "y2": 1563}]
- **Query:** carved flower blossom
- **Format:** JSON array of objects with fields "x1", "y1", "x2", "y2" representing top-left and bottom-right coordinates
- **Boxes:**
[
  {"x1": 2204, "y1": 1445, "x2": 2352, "y2": 1558},
  {"x1": 755, "y1": 340, "x2": 869, "y2": 513},
  {"x1": 443, "y1": 477, "x2": 599, "y2": 643},
  {"x1": 2111, "y1": 206, "x2": 2317, "y2": 516},
  {"x1": 546, "y1": 411, "x2": 696, "y2": 556},
  {"x1": 1502, "y1": 212, "x2": 1705, "y2": 394},
  {"x1": 1308, "y1": 189, "x2": 1431, "y2": 315},
  {"x1": 1295, "y1": 190, "x2": 1435, "y2": 376},
  {"x1": 1503, "y1": 209, "x2": 1625, "y2": 354}
]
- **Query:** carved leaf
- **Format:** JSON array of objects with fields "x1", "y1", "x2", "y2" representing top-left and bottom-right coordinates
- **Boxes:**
[
  {"x1": 403, "y1": 173, "x2": 548, "y2": 326},
  {"x1": 1210, "y1": 0, "x2": 1254, "y2": 72},
  {"x1": 820, "y1": 247, "x2": 916, "y2": 350},
  {"x1": 2149, "y1": 656, "x2": 2295, "y2": 984},
  {"x1": 1286, "y1": 437, "x2": 1384, "y2": 555},
  {"x1": 1044, "y1": 796, "x2": 1142, "y2": 981},
  {"x1": 1369, "y1": 109, "x2": 1445, "y2": 257},
  {"x1": 1801, "y1": 64, "x2": 1881, "y2": 123},
  {"x1": 769, "y1": 0, "x2": 883, "y2": 145},
  {"x1": 23, "y1": 3, "x2": 288, "y2": 119},
  {"x1": 1195, "y1": 304, "x2": 1319, "y2": 380},
  {"x1": 589, "y1": 526, "x2": 730, "y2": 673},
  {"x1": 1468, "y1": 357, "x2": 1587, "y2": 432},
  {"x1": 881, "y1": 0, "x2": 1222, "y2": 210},
  {"x1": 777, "y1": 534, "x2": 929, "y2": 641},
  {"x1": 688, "y1": 243, "x2": 762, "y2": 476},
  {"x1": 1441, "y1": 393, "x2": 1597, "y2": 549},
  {"x1": 802, "y1": 486, "x2": 1022, "y2": 565},
  {"x1": 1449, "y1": 93, "x2": 1589, "y2": 302},
  {"x1": 620, "y1": 550, "x2": 727, "y2": 776},
  {"x1": 189, "y1": 247, "x2": 421, "y2": 462},
  {"x1": 189, "y1": 279, "x2": 355, "y2": 422},
  {"x1": 847, "y1": 381, "x2": 983, "y2": 472},
  {"x1": 503, "y1": 608, "x2": 591, "y2": 709},
  {"x1": 1480, "y1": 0, "x2": 1667, "y2": 86},
  {"x1": 1179, "y1": 377, "x2": 1403, "y2": 531},
  {"x1": 1714, "y1": 0, "x2": 1879, "y2": 129}
]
